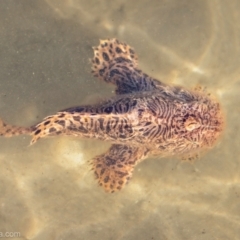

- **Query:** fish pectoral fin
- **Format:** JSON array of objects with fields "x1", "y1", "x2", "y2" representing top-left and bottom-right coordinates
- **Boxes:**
[
  {"x1": 91, "y1": 38, "x2": 141, "y2": 94},
  {"x1": 91, "y1": 144, "x2": 148, "y2": 193},
  {"x1": 0, "y1": 118, "x2": 31, "y2": 137},
  {"x1": 91, "y1": 38, "x2": 165, "y2": 94},
  {"x1": 91, "y1": 38, "x2": 138, "y2": 83}
]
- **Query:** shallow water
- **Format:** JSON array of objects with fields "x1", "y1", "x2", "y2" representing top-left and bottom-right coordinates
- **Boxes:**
[{"x1": 0, "y1": 0, "x2": 239, "y2": 239}]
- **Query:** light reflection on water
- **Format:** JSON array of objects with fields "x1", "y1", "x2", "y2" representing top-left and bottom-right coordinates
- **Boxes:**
[{"x1": 0, "y1": 0, "x2": 239, "y2": 239}]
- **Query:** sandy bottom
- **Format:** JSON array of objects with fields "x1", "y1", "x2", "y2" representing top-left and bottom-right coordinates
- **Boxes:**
[{"x1": 0, "y1": 0, "x2": 239, "y2": 239}]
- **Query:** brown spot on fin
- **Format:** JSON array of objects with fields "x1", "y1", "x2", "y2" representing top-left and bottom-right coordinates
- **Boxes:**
[
  {"x1": 0, "y1": 118, "x2": 31, "y2": 137},
  {"x1": 91, "y1": 144, "x2": 148, "y2": 193},
  {"x1": 91, "y1": 39, "x2": 138, "y2": 89},
  {"x1": 91, "y1": 39, "x2": 138, "y2": 81},
  {"x1": 30, "y1": 112, "x2": 70, "y2": 145}
]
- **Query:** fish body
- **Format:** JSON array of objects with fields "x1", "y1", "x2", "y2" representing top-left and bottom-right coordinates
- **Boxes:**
[{"x1": 0, "y1": 39, "x2": 224, "y2": 192}]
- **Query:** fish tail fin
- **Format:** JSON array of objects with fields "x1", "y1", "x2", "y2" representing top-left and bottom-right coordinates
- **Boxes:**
[{"x1": 0, "y1": 118, "x2": 32, "y2": 137}]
